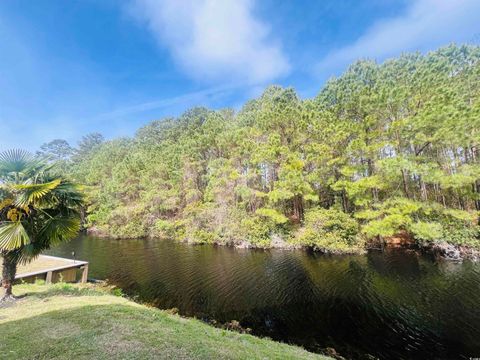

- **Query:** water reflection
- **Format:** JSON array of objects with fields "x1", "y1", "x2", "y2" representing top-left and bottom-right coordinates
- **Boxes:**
[{"x1": 48, "y1": 236, "x2": 480, "y2": 359}]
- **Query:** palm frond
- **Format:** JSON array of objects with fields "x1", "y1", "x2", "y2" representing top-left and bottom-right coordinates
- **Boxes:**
[
  {"x1": 17, "y1": 246, "x2": 43, "y2": 265},
  {"x1": 0, "y1": 148, "x2": 84, "y2": 264},
  {"x1": 0, "y1": 247, "x2": 42, "y2": 266},
  {"x1": 0, "y1": 149, "x2": 50, "y2": 182},
  {"x1": 28, "y1": 180, "x2": 84, "y2": 211},
  {"x1": 0, "y1": 221, "x2": 31, "y2": 250},
  {"x1": 0, "y1": 149, "x2": 32, "y2": 174},
  {"x1": 38, "y1": 216, "x2": 80, "y2": 246},
  {"x1": 50, "y1": 181, "x2": 84, "y2": 208},
  {"x1": 14, "y1": 178, "x2": 62, "y2": 207}
]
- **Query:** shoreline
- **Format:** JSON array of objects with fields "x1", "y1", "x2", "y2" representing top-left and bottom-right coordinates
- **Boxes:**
[{"x1": 85, "y1": 227, "x2": 480, "y2": 261}]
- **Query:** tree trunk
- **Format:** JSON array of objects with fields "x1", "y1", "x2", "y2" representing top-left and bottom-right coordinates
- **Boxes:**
[
  {"x1": 419, "y1": 176, "x2": 428, "y2": 201},
  {"x1": 474, "y1": 180, "x2": 480, "y2": 225},
  {"x1": 367, "y1": 158, "x2": 379, "y2": 203},
  {"x1": 472, "y1": 146, "x2": 480, "y2": 223},
  {"x1": 341, "y1": 190, "x2": 349, "y2": 213},
  {"x1": 1, "y1": 254, "x2": 17, "y2": 300},
  {"x1": 293, "y1": 195, "x2": 304, "y2": 222},
  {"x1": 401, "y1": 169, "x2": 410, "y2": 199},
  {"x1": 475, "y1": 180, "x2": 480, "y2": 210},
  {"x1": 334, "y1": 168, "x2": 349, "y2": 213}
]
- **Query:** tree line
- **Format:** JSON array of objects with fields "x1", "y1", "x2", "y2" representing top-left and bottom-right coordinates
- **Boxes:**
[{"x1": 40, "y1": 45, "x2": 480, "y2": 252}]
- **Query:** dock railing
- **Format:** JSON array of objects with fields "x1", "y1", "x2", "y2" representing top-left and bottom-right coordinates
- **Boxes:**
[{"x1": 12, "y1": 254, "x2": 89, "y2": 284}]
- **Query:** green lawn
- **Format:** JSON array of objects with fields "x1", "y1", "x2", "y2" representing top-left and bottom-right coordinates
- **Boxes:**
[{"x1": 0, "y1": 283, "x2": 327, "y2": 360}]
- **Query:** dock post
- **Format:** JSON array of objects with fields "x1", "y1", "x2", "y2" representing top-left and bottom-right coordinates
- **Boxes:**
[
  {"x1": 45, "y1": 271, "x2": 53, "y2": 284},
  {"x1": 80, "y1": 264, "x2": 89, "y2": 283}
]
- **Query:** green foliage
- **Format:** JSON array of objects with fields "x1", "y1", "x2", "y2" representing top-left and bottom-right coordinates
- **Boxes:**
[
  {"x1": 434, "y1": 210, "x2": 480, "y2": 247},
  {"x1": 0, "y1": 222, "x2": 30, "y2": 250},
  {"x1": 0, "y1": 149, "x2": 84, "y2": 296},
  {"x1": 0, "y1": 150, "x2": 83, "y2": 258},
  {"x1": 360, "y1": 198, "x2": 480, "y2": 247},
  {"x1": 152, "y1": 219, "x2": 176, "y2": 238},
  {"x1": 295, "y1": 208, "x2": 362, "y2": 253},
  {"x1": 409, "y1": 222, "x2": 444, "y2": 243},
  {"x1": 105, "y1": 205, "x2": 147, "y2": 239},
  {"x1": 240, "y1": 215, "x2": 274, "y2": 248},
  {"x1": 362, "y1": 214, "x2": 409, "y2": 238},
  {"x1": 255, "y1": 208, "x2": 289, "y2": 224},
  {"x1": 62, "y1": 45, "x2": 480, "y2": 252},
  {"x1": 191, "y1": 229, "x2": 218, "y2": 244}
]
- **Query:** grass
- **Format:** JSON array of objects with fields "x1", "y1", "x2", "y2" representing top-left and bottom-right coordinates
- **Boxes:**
[{"x1": 0, "y1": 283, "x2": 328, "y2": 360}]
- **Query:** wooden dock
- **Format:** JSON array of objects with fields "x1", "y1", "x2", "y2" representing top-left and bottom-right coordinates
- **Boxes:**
[{"x1": 2, "y1": 255, "x2": 89, "y2": 284}]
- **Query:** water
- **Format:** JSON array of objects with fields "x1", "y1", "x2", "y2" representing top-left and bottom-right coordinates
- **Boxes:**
[{"x1": 48, "y1": 235, "x2": 480, "y2": 359}]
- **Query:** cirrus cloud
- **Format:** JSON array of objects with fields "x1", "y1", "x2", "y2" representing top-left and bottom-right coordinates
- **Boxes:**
[
  {"x1": 316, "y1": 0, "x2": 480, "y2": 79},
  {"x1": 129, "y1": 0, "x2": 290, "y2": 85}
]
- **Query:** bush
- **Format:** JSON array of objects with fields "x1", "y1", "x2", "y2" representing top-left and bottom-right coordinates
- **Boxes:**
[
  {"x1": 240, "y1": 215, "x2": 274, "y2": 248},
  {"x1": 191, "y1": 229, "x2": 218, "y2": 244},
  {"x1": 362, "y1": 214, "x2": 410, "y2": 238},
  {"x1": 438, "y1": 214, "x2": 480, "y2": 248},
  {"x1": 106, "y1": 205, "x2": 147, "y2": 238},
  {"x1": 359, "y1": 198, "x2": 480, "y2": 248},
  {"x1": 181, "y1": 202, "x2": 215, "y2": 243},
  {"x1": 109, "y1": 218, "x2": 146, "y2": 239},
  {"x1": 152, "y1": 219, "x2": 176, "y2": 238},
  {"x1": 409, "y1": 221, "x2": 443, "y2": 243},
  {"x1": 255, "y1": 208, "x2": 288, "y2": 224},
  {"x1": 295, "y1": 208, "x2": 362, "y2": 253}
]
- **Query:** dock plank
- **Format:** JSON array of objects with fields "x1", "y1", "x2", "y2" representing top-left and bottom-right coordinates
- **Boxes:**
[{"x1": 1, "y1": 255, "x2": 88, "y2": 281}]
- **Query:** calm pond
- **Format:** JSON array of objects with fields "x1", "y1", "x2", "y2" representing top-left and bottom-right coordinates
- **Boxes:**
[{"x1": 48, "y1": 235, "x2": 480, "y2": 359}]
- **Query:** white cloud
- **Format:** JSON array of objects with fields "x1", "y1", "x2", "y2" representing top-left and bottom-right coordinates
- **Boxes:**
[
  {"x1": 129, "y1": 0, "x2": 290, "y2": 84},
  {"x1": 316, "y1": 0, "x2": 480, "y2": 78}
]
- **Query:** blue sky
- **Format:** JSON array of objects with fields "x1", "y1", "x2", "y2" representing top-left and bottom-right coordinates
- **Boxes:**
[{"x1": 0, "y1": 0, "x2": 479, "y2": 151}]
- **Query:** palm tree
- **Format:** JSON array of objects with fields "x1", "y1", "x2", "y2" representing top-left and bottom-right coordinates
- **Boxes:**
[{"x1": 0, "y1": 149, "x2": 83, "y2": 300}]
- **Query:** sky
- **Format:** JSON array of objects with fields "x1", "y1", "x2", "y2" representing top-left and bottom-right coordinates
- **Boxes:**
[{"x1": 0, "y1": 0, "x2": 479, "y2": 151}]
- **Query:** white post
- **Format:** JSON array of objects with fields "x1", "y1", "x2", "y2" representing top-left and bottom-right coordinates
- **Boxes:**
[
  {"x1": 80, "y1": 264, "x2": 88, "y2": 283},
  {"x1": 45, "y1": 271, "x2": 53, "y2": 284}
]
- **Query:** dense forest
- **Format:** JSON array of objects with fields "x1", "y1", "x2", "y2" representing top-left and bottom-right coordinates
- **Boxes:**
[{"x1": 39, "y1": 45, "x2": 480, "y2": 253}]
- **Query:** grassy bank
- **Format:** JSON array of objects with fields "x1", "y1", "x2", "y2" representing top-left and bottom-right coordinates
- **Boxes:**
[{"x1": 0, "y1": 283, "x2": 327, "y2": 360}]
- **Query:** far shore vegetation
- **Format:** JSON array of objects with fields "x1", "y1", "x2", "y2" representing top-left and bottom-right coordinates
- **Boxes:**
[{"x1": 32, "y1": 45, "x2": 480, "y2": 254}]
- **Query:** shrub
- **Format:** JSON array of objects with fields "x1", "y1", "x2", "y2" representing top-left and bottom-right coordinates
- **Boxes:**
[
  {"x1": 295, "y1": 208, "x2": 362, "y2": 253},
  {"x1": 107, "y1": 205, "x2": 147, "y2": 238},
  {"x1": 438, "y1": 214, "x2": 480, "y2": 248},
  {"x1": 359, "y1": 198, "x2": 480, "y2": 248},
  {"x1": 409, "y1": 221, "x2": 443, "y2": 243},
  {"x1": 240, "y1": 215, "x2": 274, "y2": 247},
  {"x1": 152, "y1": 219, "x2": 176, "y2": 238},
  {"x1": 255, "y1": 208, "x2": 288, "y2": 224},
  {"x1": 362, "y1": 214, "x2": 410, "y2": 238},
  {"x1": 109, "y1": 218, "x2": 146, "y2": 239}
]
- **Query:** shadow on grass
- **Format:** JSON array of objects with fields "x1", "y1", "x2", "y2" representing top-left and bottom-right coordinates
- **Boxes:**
[
  {"x1": 0, "y1": 303, "x2": 160, "y2": 360},
  {"x1": 13, "y1": 282, "x2": 123, "y2": 300},
  {"x1": 0, "y1": 302, "x2": 323, "y2": 360}
]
